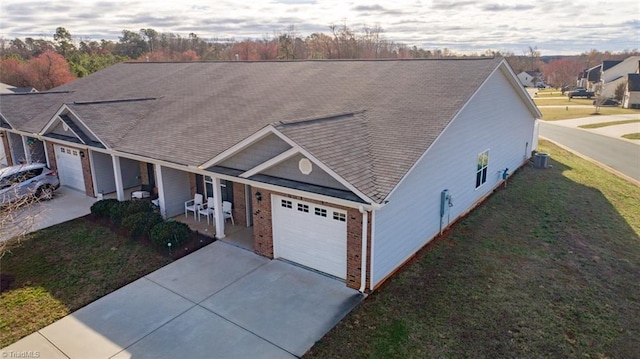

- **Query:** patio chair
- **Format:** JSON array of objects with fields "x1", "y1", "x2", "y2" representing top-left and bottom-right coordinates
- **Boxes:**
[
  {"x1": 222, "y1": 201, "x2": 235, "y2": 225},
  {"x1": 184, "y1": 193, "x2": 203, "y2": 219},
  {"x1": 198, "y1": 197, "x2": 215, "y2": 225}
]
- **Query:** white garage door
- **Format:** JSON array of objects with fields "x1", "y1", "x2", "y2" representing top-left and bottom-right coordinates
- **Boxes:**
[
  {"x1": 272, "y1": 195, "x2": 347, "y2": 279},
  {"x1": 55, "y1": 145, "x2": 85, "y2": 191}
]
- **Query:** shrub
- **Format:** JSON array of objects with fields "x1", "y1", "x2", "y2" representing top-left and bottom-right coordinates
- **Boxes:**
[
  {"x1": 90, "y1": 199, "x2": 119, "y2": 218},
  {"x1": 150, "y1": 220, "x2": 190, "y2": 250},
  {"x1": 109, "y1": 201, "x2": 130, "y2": 225},
  {"x1": 123, "y1": 200, "x2": 154, "y2": 216},
  {"x1": 121, "y1": 211, "x2": 164, "y2": 238}
]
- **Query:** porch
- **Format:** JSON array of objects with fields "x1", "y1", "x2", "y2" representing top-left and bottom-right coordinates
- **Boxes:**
[{"x1": 173, "y1": 213, "x2": 254, "y2": 251}]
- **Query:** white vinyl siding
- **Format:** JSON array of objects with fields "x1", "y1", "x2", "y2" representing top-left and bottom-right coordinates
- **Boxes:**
[
  {"x1": 91, "y1": 151, "x2": 116, "y2": 194},
  {"x1": 159, "y1": 166, "x2": 191, "y2": 217},
  {"x1": 371, "y1": 67, "x2": 536, "y2": 287},
  {"x1": 272, "y1": 195, "x2": 347, "y2": 279},
  {"x1": 0, "y1": 135, "x2": 7, "y2": 167}
]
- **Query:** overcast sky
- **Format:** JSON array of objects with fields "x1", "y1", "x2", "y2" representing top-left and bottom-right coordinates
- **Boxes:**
[{"x1": 0, "y1": 0, "x2": 637, "y2": 55}]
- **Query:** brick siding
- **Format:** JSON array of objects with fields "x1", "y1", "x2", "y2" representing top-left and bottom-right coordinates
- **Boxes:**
[{"x1": 231, "y1": 182, "x2": 247, "y2": 227}]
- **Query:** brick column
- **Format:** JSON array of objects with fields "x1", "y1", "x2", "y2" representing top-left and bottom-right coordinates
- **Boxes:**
[
  {"x1": 232, "y1": 182, "x2": 247, "y2": 227},
  {"x1": 80, "y1": 148, "x2": 94, "y2": 197},
  {"x1": 252, "y1": 187, "x2": 274, "y2": 258}
]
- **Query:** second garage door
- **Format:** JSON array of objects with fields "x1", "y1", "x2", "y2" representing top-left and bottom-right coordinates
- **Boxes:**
[
  {"x1": 55, "y1": 145, "x2": 85, "y2": 192},
  {"x1": 272, "y1": 195, "x2": 347, "y2": 279}
]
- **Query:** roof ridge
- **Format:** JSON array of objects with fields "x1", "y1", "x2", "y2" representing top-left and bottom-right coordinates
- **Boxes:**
[
  {"x1": 273, "y1": 110, "x2": 366, "y2": 127},
  {"x1": 72, "y1": 97, "x2": 159, "y2": 105}
]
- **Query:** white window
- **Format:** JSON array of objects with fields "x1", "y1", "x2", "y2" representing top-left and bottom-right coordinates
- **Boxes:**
[
  {"x1": 281, "y1": 199, "x2": 292, "y2": 208},
  {"x1": 315, "y1": 208, "x2": 327, "y2": 217},
  {"x1": 476, "y1": 150, "x2": 489, "y2": 188},
  {"x1": 333, "y1": 212, "x2": 346, "y2": 222},
  {"x1": 298, "y1": 203, "x2": 309, "y2": 212}
]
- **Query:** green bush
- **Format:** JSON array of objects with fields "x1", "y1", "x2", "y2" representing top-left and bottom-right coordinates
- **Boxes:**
[
  {"x1": 121, "y1": 211, "x2": 164, "y2": 238},
  {"x1": 90, "y1": 199, "x2": 120, "y2": 218},
  {"x1": 123, "y1": 200, "x2": 154, "y2": 216},
  {"x1": 109, "y1": 201, "x2": 130, "y2": 225},
  {"x1": 150, "y1": 221, "x2": 191, "y2": 250}
]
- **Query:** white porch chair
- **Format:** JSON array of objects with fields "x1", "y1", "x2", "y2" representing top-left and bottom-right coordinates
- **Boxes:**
[
  {"x1": 198, "y1": 197, "x2": 215, "y2": 225},
  {"x1": 223, "y1": 201, "x2": 235, "y2": 225},
  {"x1": 184, "y1": 193, "x2": 203, "y2": 219}
]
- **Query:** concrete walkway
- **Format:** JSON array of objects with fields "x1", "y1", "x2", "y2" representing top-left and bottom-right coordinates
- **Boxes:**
[
  {"x1": 542, "y1": 114, "x2": 640, "y2": 144},
  {"x1": 2, "y1": 241, "x2": 362, "y2": 358},
  {"x1": 0, "y1": 187, "x2": 96, "y2": 242}
]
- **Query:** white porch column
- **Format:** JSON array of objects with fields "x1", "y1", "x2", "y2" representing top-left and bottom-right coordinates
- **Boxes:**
[
  {"x1": 111, "y1": 155, "x2": 125, "y2": 201},
  {"x1": 21, "y1": 136, "x2": 31, "y2": 164},
  {"x1": 213, "y1": 177, "x2": 225, "y2": 239},
  {"x1": 154, "y1": 164, "x2": 167, "y2": 218}
]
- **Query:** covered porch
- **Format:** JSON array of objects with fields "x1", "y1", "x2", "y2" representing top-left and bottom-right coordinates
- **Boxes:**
[{"x1": 172, "y1": 214, "x2": 254, "y2": 251}]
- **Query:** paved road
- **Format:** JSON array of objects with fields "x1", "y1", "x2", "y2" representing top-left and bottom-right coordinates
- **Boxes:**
[{"x1": 539, "y1": 122, "x2": 640, "y2": 182}]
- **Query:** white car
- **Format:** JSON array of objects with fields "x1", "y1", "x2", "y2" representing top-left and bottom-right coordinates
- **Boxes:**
[{"x1": 0, "y1": 163, "x2": 60, "y2": 205}]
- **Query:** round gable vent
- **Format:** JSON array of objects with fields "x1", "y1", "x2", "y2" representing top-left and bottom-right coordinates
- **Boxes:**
[
  {"x1": 299, "y1": 158, "x2": 313, "y2": 175},
  {"x1": 62, "y1": 123, "x2": 69, "y2": 131}
]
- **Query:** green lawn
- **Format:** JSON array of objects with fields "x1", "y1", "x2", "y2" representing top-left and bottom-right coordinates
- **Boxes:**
[
  {"x1": 540, "y1": 106, "x2": 640, "y2": 121},
  {"x1": 533, "y1": 98, "x2": 592, "y2": 106},
  {"x1": 305, "y1": 140, "x2": 640, "y2": 359},
  {"x1": 622, "y1": 133, "x2": 640, "y2": 140},
  {"x1": 534, "y1": 89, "x2": 565, "y2": 97},
  {"x1": 579, "y1": 119, "x2": 640, "y2": 129},
  {"x1": 0, "y1": 219, "x2": 172, "y2": 347}
]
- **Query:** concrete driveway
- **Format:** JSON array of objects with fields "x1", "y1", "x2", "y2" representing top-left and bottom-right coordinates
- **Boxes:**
[
  {"x1": 2, "y1": 241, "x2": 362, "y2": 358},
  {"x1": 0, "y1": 186, "x2": 96, "y2": 242}
]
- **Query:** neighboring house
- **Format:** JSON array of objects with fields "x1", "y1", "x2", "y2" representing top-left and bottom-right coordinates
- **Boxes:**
[
  {"x1": 578, "y1": 64, "x2": 602, "y2": 91},
  {"x1": 596, "y1": 56, "x2": 640, "y2": 98},
  {"x1": 517, "y1": 71, "x2": 542, "y2": 87},
  {"x1": 0, "y1": 58, "x2": 541, "y2": 291},
  {"x1": 0, "y1": 82, "x2": 37, "y2": 94},
  {"x1": 622, "y1": 73, "x2": 640, "y2": 109}
]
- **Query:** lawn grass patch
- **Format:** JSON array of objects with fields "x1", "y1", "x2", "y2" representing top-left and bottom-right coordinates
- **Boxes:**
[
  {"x1": 622, "y1": 132, "x2": 640, "y2": 140},
  {"x1": 540, "y1": 106, "x2": 640, "y2": 121},
  {"x1": 534, "y1": 89, "x2": 565, "y2": 97},
  {"x1": 0, "y1": 218, "x2": 172, "y2": 346},
  {"x1": 305, "y1": 140, "x2": 640, "y2": 359},
  {"x1": 534, "y1": 98, "x2": 592, "y2": 106},
  {"x1": 579, "y1": 119, "x2": 640, "y2": 129}
]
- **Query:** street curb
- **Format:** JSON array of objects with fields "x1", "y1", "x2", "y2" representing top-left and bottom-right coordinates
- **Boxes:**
[{"x1": 539, "y1": 136, "x2": 640, "y2": 186}]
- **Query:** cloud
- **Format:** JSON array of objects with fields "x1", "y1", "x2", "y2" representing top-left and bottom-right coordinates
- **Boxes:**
[
  {"x1": 481, "y1": 3, "x2": 535, "y2": 11},
  {"x1": 431, "y1": 1, "x2": 478, "y2": 10}
]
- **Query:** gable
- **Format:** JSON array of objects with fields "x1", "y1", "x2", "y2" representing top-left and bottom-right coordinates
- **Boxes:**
[
  {"x1": 219, "y1": 133, "x2": 292, "y2": 170},
  {"x1": 260, "y1": 153, "x2": 348, "y2": 191},
  {"x1": 41, "y1": 107, "x2": 105, "y2": 148}
]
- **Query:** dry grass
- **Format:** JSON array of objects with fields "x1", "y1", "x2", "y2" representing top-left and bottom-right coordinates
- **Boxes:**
[
  {"x1": 305, "y1": 140, "x2": 640, "y2": 359},
  {"x1": 540, "y1": 107, "x2": 640, "y2": 121},
  {"x1": 0, "y1": 218, "x2": 172, "y2": 347}
]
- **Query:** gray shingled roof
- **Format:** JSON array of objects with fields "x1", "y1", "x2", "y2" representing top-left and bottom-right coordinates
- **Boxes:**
[{"x1": 0, "y1": 58, "x2": 506, "y2": 203}]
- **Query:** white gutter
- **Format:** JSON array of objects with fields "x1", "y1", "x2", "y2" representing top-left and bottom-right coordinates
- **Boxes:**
[{"x1": 358, "y1": 205, "x2": 368, "y2": 293}]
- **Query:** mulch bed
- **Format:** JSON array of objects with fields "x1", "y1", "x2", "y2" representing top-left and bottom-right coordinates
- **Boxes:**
[{"x1": 85, "y1": 214, "x2": 216, "y2": 260}]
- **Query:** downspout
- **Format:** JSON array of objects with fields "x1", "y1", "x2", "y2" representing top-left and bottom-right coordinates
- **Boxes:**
[{"x1": 358, "y1": 205, "x2": 368, "y2": 293}]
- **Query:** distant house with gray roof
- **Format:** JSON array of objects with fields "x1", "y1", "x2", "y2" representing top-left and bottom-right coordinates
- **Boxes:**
[{"x1": 0, "y1": 58, "x2": 541, "y2": 291}]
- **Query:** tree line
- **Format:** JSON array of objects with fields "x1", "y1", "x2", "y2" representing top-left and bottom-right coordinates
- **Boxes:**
[{"x1": 0, "y1": 25, "x2": 637, "y2": 91}]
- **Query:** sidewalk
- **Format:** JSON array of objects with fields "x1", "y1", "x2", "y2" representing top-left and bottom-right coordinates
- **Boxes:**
[{"x1": 542, "y1": 114, "x2": 640, "y2": 145}]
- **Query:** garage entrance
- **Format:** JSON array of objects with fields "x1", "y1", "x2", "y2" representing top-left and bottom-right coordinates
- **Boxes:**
[
  {"x1": 271, "y1": 195, "x2": 347, "y2": 279},
  {"x1": 55, "y1": 145, "x2": 85, "y2": 191}
]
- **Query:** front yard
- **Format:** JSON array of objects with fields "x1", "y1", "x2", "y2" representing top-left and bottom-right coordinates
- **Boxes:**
[
  {"x1": 0, "y1": 219, "x2": 172, "y2": 347},
  {"x1": 305, "y1": 140, "x2": 640, "y2": 359},
  {"x1": 539, "y1": 106, "x2": 640, "y2": 121}
]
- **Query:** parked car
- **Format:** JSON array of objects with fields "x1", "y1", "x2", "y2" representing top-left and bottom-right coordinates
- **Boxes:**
[
  {"x1": 0, "y1": 163, "x2": 60, "y2": 205},
  {"x1": 593, "y1": 98, "x2": 620, "y2": 106},
  {"x1": 567, "y1": 88, "x2": 594, "y2": 99}
]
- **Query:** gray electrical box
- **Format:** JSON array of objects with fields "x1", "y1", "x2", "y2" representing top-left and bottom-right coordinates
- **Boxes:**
[{"x1": 534, "y1": 153, "x2": 549, "y2": 169}]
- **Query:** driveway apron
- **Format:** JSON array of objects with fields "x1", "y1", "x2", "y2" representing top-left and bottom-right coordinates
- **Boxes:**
[{"x1": 2, "y1": 241, "x2": 362, "y2": 358}]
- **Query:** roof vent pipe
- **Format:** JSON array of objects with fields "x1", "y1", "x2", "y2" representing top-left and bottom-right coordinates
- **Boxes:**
[{"x1": 235, "y1": 54, "x2": 239, "y2": 61}]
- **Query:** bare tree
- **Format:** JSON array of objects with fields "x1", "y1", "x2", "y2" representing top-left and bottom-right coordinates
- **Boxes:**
[{"x1": 0, "y1": 187, "x2": 44, "y2": 257}]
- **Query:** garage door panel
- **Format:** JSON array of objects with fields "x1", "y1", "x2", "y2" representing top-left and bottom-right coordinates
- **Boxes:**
[
  {"x1": 55, "y1": 145, "x2": 85, "y2": 191},
  {"x1": 272, "y1": 195, "x2": 347, "y2": 279}
]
